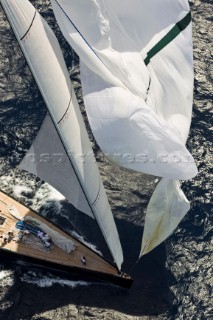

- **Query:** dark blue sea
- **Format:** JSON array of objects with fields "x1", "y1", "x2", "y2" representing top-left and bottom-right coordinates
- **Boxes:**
[{"x1": 0, "y1": 1, "x2": 212, "y2": 319}]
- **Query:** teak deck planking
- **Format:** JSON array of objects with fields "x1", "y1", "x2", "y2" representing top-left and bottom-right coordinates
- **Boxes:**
[{"x1": 0, "y1": 191, "x2": 118, "y2": 276}]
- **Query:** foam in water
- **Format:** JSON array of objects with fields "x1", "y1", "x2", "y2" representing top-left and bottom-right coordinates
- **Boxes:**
[
  {"x1": 13, "y1": 184, "x2": 32, "y2": 197},
  {"x1": 20, "y1": 272, "x2": 90, "y2": 288},
  {"x1": 0, "y1": 170, "x2": 64, "y2": 214},
  {"x1": 34, "y1": 184, "x2": 65, "y2": 203},
  {"x1": 71, "y1": 230, "x2": 103, "y2": 256},
  {"x1": 58, "y1": 209, "x2": 103, "y2": 255},
  {"x1": 0, "y1": 270, "x2": 14, "y2": 286}
]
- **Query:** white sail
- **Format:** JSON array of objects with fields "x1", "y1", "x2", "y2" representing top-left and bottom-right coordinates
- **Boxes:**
[
  {"x1": 19, "y1": 114, "x2": 93, "y2": 218},
  {"x1": 1, "y1": 0, "x2": 123, "y2": 269},
  {"x1": 140, "y1": 179, "x2": 190, "y2": 255},
  {"x1": 51, "y1": 0, "x2": 198, "y2": 254}
]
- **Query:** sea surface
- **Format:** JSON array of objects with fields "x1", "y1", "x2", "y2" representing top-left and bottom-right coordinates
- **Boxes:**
[{"x1": 0, "y1": 1, "x2": 212, "y2": 319}]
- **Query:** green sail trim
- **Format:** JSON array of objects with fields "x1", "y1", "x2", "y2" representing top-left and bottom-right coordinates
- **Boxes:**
[{"x1": 144, "y1": 11, "x2": 191, "y2": 66}]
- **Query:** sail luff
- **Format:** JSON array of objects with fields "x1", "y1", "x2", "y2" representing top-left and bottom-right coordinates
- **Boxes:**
[{"x1": 1, "y1": 0, "x2": 123, "y2": 269}]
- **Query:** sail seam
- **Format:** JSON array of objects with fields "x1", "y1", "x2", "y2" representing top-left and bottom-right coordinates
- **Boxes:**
[
  {"x1": 20, "y1": 11, "x2": 37, "y2": 41},
  {"x1": 144, "y1": 11, "x2": 191, "y2": 65}
]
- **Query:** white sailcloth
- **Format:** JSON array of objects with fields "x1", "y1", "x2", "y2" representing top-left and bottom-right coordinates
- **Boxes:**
[
  {"x1": 19, "y1": 114, "x2": 93, "y2": 217},
  {"x1": 140, "y1": 179, "x2": 190, "y2": 255},
  {"x1": 1, "y1": 0, "x2": 123, "y2": 269},
  {"x1": 51, "y1": 0, "x2": 198, "y2": 255}
]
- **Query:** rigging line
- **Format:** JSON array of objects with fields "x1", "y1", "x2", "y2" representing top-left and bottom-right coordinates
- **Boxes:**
[
  {"x1": 73, "y1": 204, "x2": 78, "y2": 230},
  {"x1": 144, "y1": 11, "x2": 191, "y2": 66},
  {"x1": 124, "y1": 257, "x2": 140, "y2": 275},
  {"x1": 20, "y1": 10, "x2": 37, "y2": 41},
  {"x1": 53, "y1": 0, "x2": 109, "y2": 71}
]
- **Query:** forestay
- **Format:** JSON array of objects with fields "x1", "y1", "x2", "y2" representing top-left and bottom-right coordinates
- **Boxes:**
[
  {"x1": 51, "y1": 0, "x2": 198, "y2": 255},
  {"x1": 1, "y1": 0, "x2": 123, "y2": 269}
]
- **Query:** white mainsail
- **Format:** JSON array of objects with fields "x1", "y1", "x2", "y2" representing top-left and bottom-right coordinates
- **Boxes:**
[
  {"x1": 1, "y1": 0, "x2": 123, "y2": 269},
  {"x1": 51, "y1": 0, "x2": 198, "y2": 255}
]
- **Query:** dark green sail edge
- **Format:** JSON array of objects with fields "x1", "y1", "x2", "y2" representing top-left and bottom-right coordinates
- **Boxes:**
[{"x1": 144, "y1": 11, "x2": 191, "y2": 66}]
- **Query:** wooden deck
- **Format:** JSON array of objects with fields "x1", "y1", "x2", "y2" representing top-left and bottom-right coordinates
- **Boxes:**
[{"x1": 0, "y1": 191, "x2": 118, "y2": 276}]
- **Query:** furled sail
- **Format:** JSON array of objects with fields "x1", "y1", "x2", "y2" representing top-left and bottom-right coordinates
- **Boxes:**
[
  {"x1": 51, "y1": 0, "x2": 198, "y2": 255},
  {"x1": 1, "y1": 0, "x2": 123, "y2": 269},
  {"x1": 25, "y1": 216, "x2": 76, "y2": 253}
]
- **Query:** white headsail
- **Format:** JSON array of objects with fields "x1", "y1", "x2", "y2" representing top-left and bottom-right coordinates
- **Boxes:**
[
  {"x1": 20, "y1": 114, "x2": 93, "y2": 217},
  {"x1": 1, "y1": 0, "x2": 123, "y2": 269},
  {"x1": 51, "y1": 0, "x2": 198, "y2": 255}
]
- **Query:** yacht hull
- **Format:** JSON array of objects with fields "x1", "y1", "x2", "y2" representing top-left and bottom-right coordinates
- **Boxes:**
[{"x1": 0, "y1": 190, "x2": 133, "y2": 289}]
